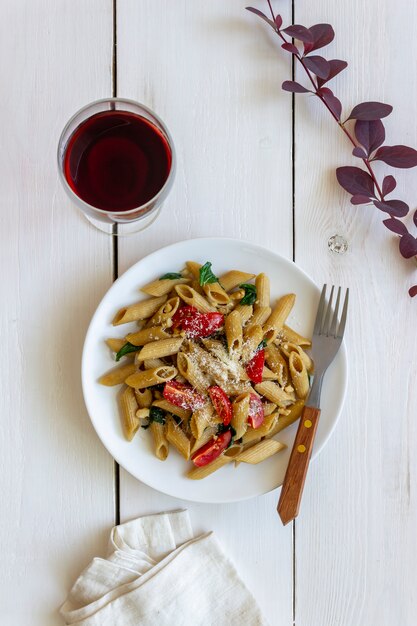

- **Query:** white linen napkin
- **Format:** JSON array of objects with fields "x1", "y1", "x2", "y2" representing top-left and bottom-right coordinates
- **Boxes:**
[{"x1": 60, "y1": 510, "x2": 268, "y2": 626}]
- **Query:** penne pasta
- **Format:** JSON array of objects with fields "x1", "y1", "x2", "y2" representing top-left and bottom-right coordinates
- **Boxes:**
[
  {"x1": 281, "y1": 342, "x2": 313, "y2": 372},
  {"x1": 106, "y1": 338, "x2": 126, "y2": 353},
  {"x1": 265, "y1": 343, "x2": 289, "y2": 387},
  {"x1": 225, "y1": 310, "x2": 243, "y2": 356},
  {"x1": 150, "y1": 422, "x2": 169, "y2": 461},
  {"x1": 134, "y1": 387, "x2": 153, "y2": 408},
  {"x1": 141, "y1": 277, "x2": 190, "y2": 297},
  {"x1": 190, "y1": 404, "x2": 216, "y2": 439},
  {"x1": 177, "y1": 352, "x2": 210, "y2": 395},
  {"x1": 149, "y1": 297, "x2": 181, "y2": 326},
  {"x1": 231, "y1": 392, "x2": 250, "y2": 439},
  {"x1": 166, "y1": 418, "x2": 191, "y2": 460},
  {"x1": 203, "y1": 282, "x2": 231, "y2": 306},
  {"x1": 218, "y1": 270, "x2": 256, "y2": 292},
  {"x1": 142, "y1": 358, "x2": 165, "y2": 369},
  {"x1": 125, "y1": 365, "x2": 177, "y2": 389},
  {"x1": 112, "y1": 295, "x2": 167, "y2": 325},
  {"x1": 266, "y1": 400, "x2": 305, "y2": 438},
  {"x1": 255, "y1": 273, "x2": 270, "y2": 307},
  {"x1": 262, "y1": 294, "x2": 296, "y2": 343},
  {"x1": 119, "y1": 386, "x2": 140, "y2": 441},
  {"x1": 99, "y1": 362, "x2": 137, "y2": 386},
  {"x1": 234, "y1": 304, "x2": 253, "y2": 326},
  {"x1": 152, "y1": 398, "x2": 192, "y2": 422},
  {"x1": 185, "y1": 261, "x2": 202, "y2": 280},
  {"x1": 136, "y1": 337, "x2": 184, "y2": 361},
  {"x1": 187, "y1": 454, "x2": 232, "y2": 479},
  {"x1": 246, "y1": 306, "x2": 272, "y2": 329},
  {"x1": 175, "y1": 285, "x2": 215, "y2": 313},
  {"x1": 262, "y1": 365, "x2": 279, "y2": 380},
  {"x1": 263, "y1": 402, "x2": 277, "y2": 416},
  {"x1": 126, "y1": 326, "x2": 169, "y2": 346},
  {"x1": 235, "y1": 439, "x2": 286, "y2": 464},
  {"x1": 282, "y1": 324, "x2": 312, "y2": 347},
  {"x1": 188, "y1": 343, "x2": 229, "y2": 385},
  {"x1": 190, "y1": 426, "x2": 217, "y2": 454},
  {"x1": 241, "y1": 413, "x2": 279, "y2": 444},
  {"x1": 254, "y1": 381, "x2": 295, "y2": 407},
  {"x1": 288, "y1": 352, "x2": 309, "y2": 399},
  {"x1": 241, "y1": 324, "x2": 263, "y2": 363}
]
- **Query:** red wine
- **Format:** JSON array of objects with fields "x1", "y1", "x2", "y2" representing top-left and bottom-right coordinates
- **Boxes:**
[{"x1": 64, "y1": 110, "x2": 172, "y2": 212}]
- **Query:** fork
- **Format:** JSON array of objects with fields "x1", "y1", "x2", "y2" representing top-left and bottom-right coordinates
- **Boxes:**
[{"x1": 277, "y1": 284, "x2": 349, "y2": 525}]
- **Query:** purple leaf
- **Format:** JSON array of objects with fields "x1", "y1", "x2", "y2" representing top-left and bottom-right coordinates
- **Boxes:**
[
  {"x1": 275, "y1": 14, "x2": 283, "y2": 29},
  {"x1": 350, "y1": 194, "x2": 371, "y2": 205},
  {"x1": 352, "y1": 146, "x2": 367, "y2": 159},
  {"x1": 308, "y1": 23, "x2": 335, "y2": 51},
  {"x1": 303, "y1": 55, "x2": 330, "y2": 79},
  {"x1": 373, "y1": 145, "x2": 417, "y2": 169},
  {"x1": 318, "y1": 88, "x2": 342, "y2": 120},
  {"x1": 347, "y1": 102, "x2": 393, "y2": 122},
  {"x1": 354, "y1": 120, "x2": 385, "y2": 155},
  {"x1": 281, "y1": 42, "x2": 299, "y2": 55},
  {"x1": 382, "y1": 175, "x2": 396, "y2": 197},
  {"x1": 373, "y1": 199, "x2": 409, "y2": 218},
  {"x1": 399, "y1": 233, "x2": 417, "y2": 258},
  {"x1": 317, "y1": 59, "x2": 348, "y2": 87},
  {"x1": 336, "y1": 166, "x2": 375, "y2": 197},
  {"x1": 382, "y1": 218, "x2": 408, "y2": 236},
  {"x1": 283, "y1": 25, "x2": 313, "y2": 43},
  {"x1": 409, "y1": 285, "x2": 417, "y2": 297},
  {"x1": 282, "y1": 81, "x2": 310, "y2": 93},
  {"x1": 414, "y1": 209, "x2": 417, "y2": 228},
  {"x1": 245, "y1": 7, "x2": 277, "y2": 30}
]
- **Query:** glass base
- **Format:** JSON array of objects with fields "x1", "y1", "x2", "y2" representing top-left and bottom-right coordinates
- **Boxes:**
[{"x1": 84, "y1": 205, "x2": 162, "y2": 235}]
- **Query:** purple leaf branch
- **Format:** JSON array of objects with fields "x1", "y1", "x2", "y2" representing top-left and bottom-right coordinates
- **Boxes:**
[{"x1": 247, "y1": 2, "x2": 417, "y2": 298}]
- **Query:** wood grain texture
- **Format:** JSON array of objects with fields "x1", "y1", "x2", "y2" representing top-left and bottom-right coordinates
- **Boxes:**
[
  {"x1": 293, "y1": 1, "x2": 417, "y2": 625},
  {"x1": 116, "y1": 2, "x2": 294, "y2": 624},
  {"x1": 278, "y1": 406, "x2": 321, "y2": 525},
  {"x1": 0, "y1": 2, "x2": 114, "y2": 624}
]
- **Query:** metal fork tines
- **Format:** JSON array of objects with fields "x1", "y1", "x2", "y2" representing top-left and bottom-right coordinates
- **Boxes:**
[{"x1": 308, "y1": 284, "x2": 349, "y2": 408}]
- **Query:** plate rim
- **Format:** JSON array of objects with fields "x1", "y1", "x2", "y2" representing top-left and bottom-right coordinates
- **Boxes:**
[{"x1": 81, "y1": 236, "x2": 348, "y2": 503}]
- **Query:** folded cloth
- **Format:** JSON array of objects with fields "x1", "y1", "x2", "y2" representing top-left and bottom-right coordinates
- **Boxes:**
[{"x1": 60, "y1": 510, "x2": 268, "y2": 626}]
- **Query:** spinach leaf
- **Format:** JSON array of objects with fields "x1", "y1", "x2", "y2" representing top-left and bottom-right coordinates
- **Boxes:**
[
  {"x1": 239, "y1": 283, "x2": 257, "y2": 306},
  {"x1": 257, "y1": 339, "x2": 268, "y2": 350},
  {"x1": 159, "y1": 272, "x2": 183, "y2": 280},
  {"x1": 115, "y1": 342, "x2": 141, "y2": 362},
  {"x1": 199, "y1": 261, "x2": 219, "y2": 286},
  {"x1": 141, "y1": 406, "x2": 167, "y2": 429}
]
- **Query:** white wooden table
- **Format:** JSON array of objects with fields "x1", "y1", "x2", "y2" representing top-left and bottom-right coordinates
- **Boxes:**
[{"x1": 2, "y1": 1, "x2": 417, "y2": 624}]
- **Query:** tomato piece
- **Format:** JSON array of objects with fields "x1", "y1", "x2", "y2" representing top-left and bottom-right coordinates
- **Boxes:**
[
  {"x1": 163, "y1": 381, "x2": 205, "y2": 410},
  {"x1": 191, "y1": 430, "x2": 232, "y2": 467},
  {"x1": 208, "y1": 386, "x2": 232, "y2": 425},
  {"x1": 246, "y1": 348, "x2": 265, "y2": 384},
  {"x1": 248, "y1": 393, "x2": 264, "y2": 429},
  {"x1": 172, "y1": 306, "x2": 224, "y2": 338}
]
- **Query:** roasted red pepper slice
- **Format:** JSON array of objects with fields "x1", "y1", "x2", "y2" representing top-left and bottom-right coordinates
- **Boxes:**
[
  {"x1": 246, "y1": 348, "x2": 265, "y2": 384},
  {"x1": 248, "y1": 393, "x2": 265, "y2": 429},
  {"x1": 191, "y1": 429, "x2": 232, "y2": 467},
  {"x1": 171, "y1": 306, "x2": 224, "y2": 338},
  {"x1": 208, "y1": 386, "x2": 232, "y2": 426},
  {"x1": 163, "y1": 381, "x2": 205, "y2": 410}
]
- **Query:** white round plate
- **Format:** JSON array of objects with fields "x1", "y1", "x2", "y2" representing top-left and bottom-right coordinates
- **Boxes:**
[{"x1": 82, "y1": 237, "x2": 347, "y2": 503}]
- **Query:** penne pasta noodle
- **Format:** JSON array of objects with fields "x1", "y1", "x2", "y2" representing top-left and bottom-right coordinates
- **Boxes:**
[
  {"x1": 99, "y1": 362, "x2": 137, "y2": 386},
  {"x1": 241, "y1": 325, "x2": 263, "y2": 363},
  {"x1": 106, "y1": 338, "x2": 126, "y2": 353},
  {"x1": 119, "y1": 386, "x2": 140, "y2": 441},
  {"x1": 266, "y1": 400, "x2": 305, "y2": 438},
  {"x1": 241, "y1": 413, "x2": 279, "y2": 444},
  {"x1": 262, "y1": 294, "x2": 296, "y2": 343},
  {"x1": 234, "y1": 304, "x2": 253, "y2": 326},
  {"x1": 218, "y1": 270, "x2": 256, "y2": 292},
  {"x1": 235, "y1": 439, "x2": 286, "y2": 464},
  {"x1": 281, "y1": 342, "x2": 313, "y2": 372},
  {"x1": 185, "y1": 261, "x2": 202, "y2": 280},
  {"x1": 187, "y1": 454, "x2": 232, "y2": 479},
  {"x1": 203, "y1": 282, "x2": 231, "y2": 306},
  {"x1": 263, "y1": 402, "x2": 277, "y2": 416},
  {"x1": 152, "y1": 398, "x2": 192, "y2": 422},
  {"x1": 134, "y1": 387, "x2": 153, "y2": 408},
  {"x1": 201, "y1": 339, "x2": 249, "y2": 381},
  {"x1": 282, "y1": 324, "x2": 312, "y2": 347},
  {"x1": 255, "y1": 273, "x2": 270, "y2": 307},
  {"x1": 262, "y1": 366, "x2": 279, "y2": 380},
  {"x1": 126, "y1": 326, "x2": 169, "y2": 346},
  {"x1": 149, "y1": 297, "x2": 181, "y2": 326},
  {"x1": 288, "y1": 352, "x2": 309, "y2": 399},
  {"x1": 190, "y1": 426, "x2": 217, "y2": 454},
  {"x1": 265, "y1": 343, "x2": 289, "y2": 387},
  {"x1": 142, "y1": 358, "x2": 165, "y2": 369},
  {"x1": 254, "y1": 381, "x2": 295, "y2": 407},
  {"x1": 188, "y1": 343, "x2": 229, "y2": 385},
  {"x1": 231, "y1": 392, "x2": 250, "y2": 439},
  {"x1": 112, "y1": 295, "x2": 167, "y2": 325},
  {"x1": 141, "y1": 277, "x2": 190, "y2": 297},
  {"x1": 246, "y1": 306, "x2": 272, "y2": 329},
  {"x1": 190, "y1": 404, "x2": 216, "y2": 439},
  {"x1": 225, "y1": 310, "x2": 243, "y2": 356},
  {"x1": 224, "y1": 443, "x2": 243, "y2": 458},
  {"x1": 175, "y1": 285, "x2": 215, "y2": 313},
  {"x1": 125, "y1": 366, "x2": 177, "y2": 389},
  {"x1": 176, "y1": 352, "x2": 210, "y2": 395},
  {"x1": 166, "y1": 418, "x2": 191, "y2": 460},
  {"x1": 150, "y1": 422, "x2": 169, "y2": 461},
  {"x1": 136, "y1": 336, "x2": 184, "y2": 361}
]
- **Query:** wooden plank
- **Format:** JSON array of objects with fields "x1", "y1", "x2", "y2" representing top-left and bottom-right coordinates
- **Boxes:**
[
  {"x1": 116, "y1": 2, "x2": 294, "y2": 624},
  {"x1": 293, "y1": 1, "x2": 417, "y2": 624},
  {"x1": 0, "y1": 2, "x2": 114, "y2": 623}
]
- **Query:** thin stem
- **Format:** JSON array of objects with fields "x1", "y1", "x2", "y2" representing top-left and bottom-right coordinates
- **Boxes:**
[{"x1": 266, "y1": 0, "x2": 275, "y2": 20}]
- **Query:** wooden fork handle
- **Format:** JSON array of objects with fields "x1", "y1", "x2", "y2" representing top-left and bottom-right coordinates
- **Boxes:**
[{"x1": 277, "y1": 405, "x2": 321, "y2": 525}]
